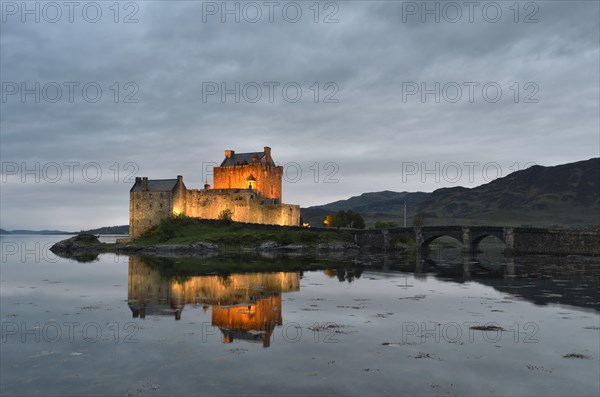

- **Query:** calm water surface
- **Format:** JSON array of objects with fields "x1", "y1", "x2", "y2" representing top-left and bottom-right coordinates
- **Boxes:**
[{"x1": 1, "y1": 235, "x2": 599, "y2": 396}]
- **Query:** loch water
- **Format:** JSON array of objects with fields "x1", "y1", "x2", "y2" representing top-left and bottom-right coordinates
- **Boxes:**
[{"x1": 1, "y1": 235, "x2": 599, "y2": 396}]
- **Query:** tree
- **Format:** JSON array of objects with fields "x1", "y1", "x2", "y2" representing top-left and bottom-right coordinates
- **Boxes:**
[
  {"x1": 352, "y1": 213, "x2": 365, "y2": 229},
  {"x1": 333, "y1": 210, "x2": 348, "y2": 228},
  {"x1": 324, "y1": 210, "x2": 365, "y2": 229},
  {"x1": 412, "y1": 212, "x2": 426, "y2": 227}
]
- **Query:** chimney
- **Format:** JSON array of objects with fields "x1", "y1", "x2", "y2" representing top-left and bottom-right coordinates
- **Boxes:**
[
  {"x1": 263, "y1": 146, "x2": 271, "y2": 157},
  {"x1": 224, "y1": 150, "x2": 235, "y2": 158},
  {"x1": 142, "y1": 177, "x2": 148, "y2": 191},
  {"x1": 177, "y1": 175, "x2": 183, "y2": 183}
]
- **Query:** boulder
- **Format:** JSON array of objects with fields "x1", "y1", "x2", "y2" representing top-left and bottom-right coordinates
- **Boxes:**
[{"x1": 49, "y1": 234, "x2": 101, "y2": 255}]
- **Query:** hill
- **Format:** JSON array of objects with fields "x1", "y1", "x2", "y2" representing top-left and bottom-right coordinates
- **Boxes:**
[
  {"x1": 78, "y1": 225, "x2": 129, "y2": 235},
  {"x1": 302, "y1": 158, "x2": 600, "y2": 228},
  {"x1": 8, "y1": 229, "x2": 71, "y2": 235},
  {"x1": 5, "y1": 225, "x2": 129, "y2": 235}
]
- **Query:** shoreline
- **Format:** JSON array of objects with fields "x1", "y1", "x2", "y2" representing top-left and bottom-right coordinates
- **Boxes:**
[{"x1": 49, "y1": 234, "x2": 363, "y2": 259}]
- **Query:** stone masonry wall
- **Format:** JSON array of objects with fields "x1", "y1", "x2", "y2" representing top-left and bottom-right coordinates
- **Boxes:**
[
  {"x1": 130, "y1": 191, "x2": 173, "y2": 239},
  {"x1": 213, "y1": 163, "x2": 283, "y2": 201},
  {"x1": 181, "y1": 190, "x2": 300, "y2": 227},
  {"x1": 511, "y1": 228, "x2": 600, "y2": 255}
]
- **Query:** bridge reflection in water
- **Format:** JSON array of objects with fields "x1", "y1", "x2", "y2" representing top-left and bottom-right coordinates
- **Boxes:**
[{"x1": 127, "y1": 257, "x2": 300, "y2": 347}]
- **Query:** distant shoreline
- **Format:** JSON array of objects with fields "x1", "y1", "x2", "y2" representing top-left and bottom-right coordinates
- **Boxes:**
[
  {"x1": 1, "y1": 232, "x2": 129, "y2": 237},
  {"x1": 0, "y1": 225, "x2": 129, "y2": 235}
]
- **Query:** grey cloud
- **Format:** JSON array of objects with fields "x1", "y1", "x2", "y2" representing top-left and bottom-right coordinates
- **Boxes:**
[{"x1": 1, "y1": 1, "x2": 598, "y2": 229}]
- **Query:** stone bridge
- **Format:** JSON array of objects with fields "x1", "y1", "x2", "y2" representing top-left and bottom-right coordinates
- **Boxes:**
[{"x1": 352, "y1": 226, "x2": 600, "y2": 256}]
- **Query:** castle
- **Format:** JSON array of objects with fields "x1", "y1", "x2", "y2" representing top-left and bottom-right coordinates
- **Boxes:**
[{"x1": 129, "y1": 146, "x2": 301, "y2": 239}]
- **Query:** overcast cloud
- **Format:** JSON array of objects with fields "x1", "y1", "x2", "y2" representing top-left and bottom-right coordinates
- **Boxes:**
[{"x1": 1, "y1": 0, "x2": 598, "y2": 230}]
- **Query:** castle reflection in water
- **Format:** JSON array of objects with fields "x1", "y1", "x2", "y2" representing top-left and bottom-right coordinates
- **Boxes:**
[{"x1": 127, "y1": 257, "x2": 300, "y2": 347}]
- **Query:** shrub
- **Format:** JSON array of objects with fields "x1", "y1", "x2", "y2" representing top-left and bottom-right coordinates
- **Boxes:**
[
  {"x1": 75, "y1": 234, "x2": 99, "y2": 243},
  {"x1": 153, "y1": 215, "x2": 195, "y2": 242},
  {"x1": 374, "y1": 221, "x2": 397, "y2": 229},
  {"x1": 218, "y1": 209, "x2": 233, "y2": 221},
  {"x1": 139, "y1": 225, "x2": 158, "y2": 239}
]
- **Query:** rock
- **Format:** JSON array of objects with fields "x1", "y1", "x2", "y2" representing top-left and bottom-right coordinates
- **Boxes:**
[
  {"x1": 256, "y1": 241, "x2": 358, "y2": 252},
  {"x1": 191, "y1": 241, "x2": 219, "y2": 251},
  {"x1": 50, "y1": 234, "x2": 101, "y2": 255},
  {"x1": 257, "y1": 241, "x2": 281, "y2": 250},
  {"x1": 140, "y1": 242, "x2": 219, "y2": 255},
  {"x1": 116, "y1": 244, "x2": 143, "y2": 253},
  {"x1": 317, "y1": 242, "x2": 360, "y2": 251},
  {"x1": 50, "y1": 235, "x2": 221, "y2": 260},
  {"x1": 152, "y1": 244, "x2": 190, "y2": 253},
  {"x1": 281, "y1": 244, "x2": 308, "y2": 251},
  {"x1": 256, "y1": 242, "x2": 308, "y2": 251},
  {"x1": 141, "y1": 243, "x2": 211, "y2": 254}
]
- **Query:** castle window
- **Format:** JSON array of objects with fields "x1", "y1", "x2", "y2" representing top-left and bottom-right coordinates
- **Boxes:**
[{"x1": 160, "y1": 203, "x2": 163, "y2": 209}]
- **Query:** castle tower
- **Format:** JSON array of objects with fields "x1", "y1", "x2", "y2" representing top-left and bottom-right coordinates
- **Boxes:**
[{"x1": 212, "y1": 146, "x2": 283, "y2": 201}]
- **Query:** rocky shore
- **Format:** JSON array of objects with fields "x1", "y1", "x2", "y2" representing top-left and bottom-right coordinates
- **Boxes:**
[{"x1": 49, "y1": 234, "x2": 361, "y2": 259}]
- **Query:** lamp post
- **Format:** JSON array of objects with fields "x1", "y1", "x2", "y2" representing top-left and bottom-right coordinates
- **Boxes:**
[{"x1": 404, "y1": 201, "x2": 407, "y2": 228}]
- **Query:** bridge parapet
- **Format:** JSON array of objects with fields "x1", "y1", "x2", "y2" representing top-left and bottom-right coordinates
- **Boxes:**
[
  {"x1": 351, "y1": 226, "x2": 599, "y2": 256},
  {"x1": 510, "y1": 228, "x2": 600, "y2": 255}
]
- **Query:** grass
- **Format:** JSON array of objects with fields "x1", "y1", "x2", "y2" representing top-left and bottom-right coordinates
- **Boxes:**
[{"x1": 132, "y1": 216, "x2": 353, "y2": 246}]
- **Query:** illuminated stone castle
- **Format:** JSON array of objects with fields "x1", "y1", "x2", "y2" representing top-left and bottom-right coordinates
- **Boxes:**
[{"x1": 129, "y1": 147, "x2": 300, "y2": 238}]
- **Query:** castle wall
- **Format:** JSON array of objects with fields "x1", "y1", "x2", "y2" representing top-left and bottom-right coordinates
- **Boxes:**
[
  {"x1": 130, "y1": 191, "x2": 173, "y2": 238},
  {"x1": 129, "y1": 188, "x2": 300, "y2": 239},
  {"x1": 213, "y1": 163, "x2": 283, "y2": 201},
  {"x1": 181, "y1": 190, "x2": 300, "y2": 227}
]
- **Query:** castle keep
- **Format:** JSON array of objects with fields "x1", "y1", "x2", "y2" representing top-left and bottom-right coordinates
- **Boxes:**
[{"x1": 129, "y1": 147, "x2": 300, "y2": 238}]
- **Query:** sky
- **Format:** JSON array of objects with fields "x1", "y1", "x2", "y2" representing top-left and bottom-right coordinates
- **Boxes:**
[{"x1": 1, "y1": 0, "x2": 599, "y2": 230}]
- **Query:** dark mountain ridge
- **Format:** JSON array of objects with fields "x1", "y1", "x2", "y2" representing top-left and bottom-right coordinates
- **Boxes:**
[{"x1": 302, "y1": 158, "x2": 599, "y2": 228}]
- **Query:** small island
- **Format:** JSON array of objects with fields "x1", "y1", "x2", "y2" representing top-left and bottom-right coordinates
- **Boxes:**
[{"x1": 50, "y1": 216, "x2": 359, "y2": 259}]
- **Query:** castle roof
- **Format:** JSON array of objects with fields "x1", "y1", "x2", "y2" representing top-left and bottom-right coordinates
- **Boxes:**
[
  {"x1": 220, "y1": 151, "x2": 266, "y2": 167},
  {"x1": 130, "y1": 178, "x2": 179, "y2": 192}
]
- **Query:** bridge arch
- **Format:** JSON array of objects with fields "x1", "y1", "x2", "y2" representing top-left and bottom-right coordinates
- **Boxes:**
[
  {"x1": 417, "y1": 227, "x2": 465, "y2": 253},
  {"x1": 469, "y1": 229, "x2": 506, "y2": 252}
]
